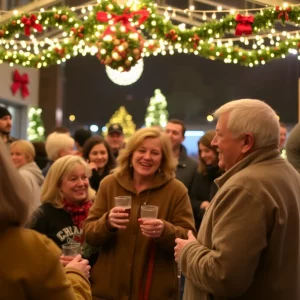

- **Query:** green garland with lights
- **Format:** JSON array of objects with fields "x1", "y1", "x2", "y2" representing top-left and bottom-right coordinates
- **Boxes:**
[{"x1": 0, "y1": 0, "x2": 300, "y2": 69}]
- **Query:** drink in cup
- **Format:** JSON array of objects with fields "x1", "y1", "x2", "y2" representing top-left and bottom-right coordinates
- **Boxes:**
[
  {"x1": 140, "y1": 205, "x2": 158, "y2": 219},
  {"x1": 115, "y1": 196, "x2": 132, "y2": 217},
  {"x1": 62, "y1": 243, "x2": 81, "y2": 257}
]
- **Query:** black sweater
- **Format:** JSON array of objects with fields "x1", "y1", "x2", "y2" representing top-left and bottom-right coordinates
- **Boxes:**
[
  {"x1": 29, "y1": 203, "x2": 81, "y2": 248},
  {"x1": 190, "y1": 166, "x2": 223, "y2": 230}
]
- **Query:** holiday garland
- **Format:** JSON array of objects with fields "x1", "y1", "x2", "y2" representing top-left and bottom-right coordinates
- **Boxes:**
[{"x1": 0, "y1": 0, "x2": 299, "y2": 69}]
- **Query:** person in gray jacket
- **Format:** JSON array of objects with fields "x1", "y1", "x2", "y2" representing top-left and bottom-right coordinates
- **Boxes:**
[
  {"x1": 165, "y1": 119, "x2": 198, "y2": 194},
  {"x1": 10, "y1": 140, "x2": 44, "y2": 215}
]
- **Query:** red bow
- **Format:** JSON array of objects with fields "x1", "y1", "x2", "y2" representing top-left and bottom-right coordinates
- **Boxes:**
[
  {"x1": 276, "y1": 6, "x2": 291, "y2": 21},
  {"x1": 21, "y1": 14, "x2": 43, "y2": 36},
  {"x1": 97, "y1": 8, "x2": 149, "y2": 36},
  {"x1": 11, "y1": 70, "x2": 29, "y2": 99},
  {"x1": 55, "y1": 47, "x2": 65, "y2": 57},
  {"x1": 235, "y1": 14, "x2": 254, "y2": 36}
]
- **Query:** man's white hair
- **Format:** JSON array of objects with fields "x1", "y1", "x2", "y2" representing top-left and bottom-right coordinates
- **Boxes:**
[
  {"x1": 214, "y1": 99, "x2": 280, "y2": 149},
  {"x1": 45, "y1": 132, "x2": 74, "y2": 161}
]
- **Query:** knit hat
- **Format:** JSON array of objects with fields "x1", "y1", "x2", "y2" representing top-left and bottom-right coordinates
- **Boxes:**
[{"x1": 0, "y1": 107, "x2": 11, "y2": 119}]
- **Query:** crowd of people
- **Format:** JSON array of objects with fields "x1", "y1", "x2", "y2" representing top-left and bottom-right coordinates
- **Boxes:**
[{"x1": 1, "y1": 99, "x2": 300, "y2": 300}]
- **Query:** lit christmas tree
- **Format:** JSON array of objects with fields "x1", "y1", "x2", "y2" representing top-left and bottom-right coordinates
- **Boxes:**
[
  {"x1": 145, "y1": 89, "x2": 168, "y2": 128},
  {"x1": 27, "y1": 107, "x2": 45, "y2": 142},
  {"x1": 103, "y1": 106, "x2": 136, "y2": 141}
]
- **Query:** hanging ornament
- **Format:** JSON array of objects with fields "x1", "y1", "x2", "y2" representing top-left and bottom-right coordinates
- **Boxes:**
[
  {"x1": 96, "y1": 8, "x2": 149, "y2": 71},
  {"x1": 106, "y1": 58, "x2": 144, "y2": 86}
]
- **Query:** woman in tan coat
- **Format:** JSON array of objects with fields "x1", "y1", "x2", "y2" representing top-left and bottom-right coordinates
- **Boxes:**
[
  {"x1": 84, "y1": 127, "x2": 195, "y2": 299},
  {"x1": 0, "y1": 138, "x2": 92, "y2": 300}
]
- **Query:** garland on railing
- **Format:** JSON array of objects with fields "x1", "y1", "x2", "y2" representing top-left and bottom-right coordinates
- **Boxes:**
[{"x1": 0, "y1": 0, "x2": 299, "y2": 69}]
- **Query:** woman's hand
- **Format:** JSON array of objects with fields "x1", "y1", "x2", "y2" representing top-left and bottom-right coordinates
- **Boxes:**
[
  {"x1": 107, "y1": 207, "x2": 130, "y2": 230},
  {"x1": 66, "y1": 255, "x2": 91, "y2": 278},
  {"x1": 138, "y1": 218, "x2": 165, "y2": 238},
  {"x1": 200, "y1": 201, "x2": 210, "y2": 210},
  {"x1": 60, "y1": 255, "x2": 74, "y2": 267}
]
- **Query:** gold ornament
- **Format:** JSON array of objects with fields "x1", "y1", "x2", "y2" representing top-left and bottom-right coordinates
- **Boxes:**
[
  {"x1": 112, "y1": 51, "x2": 121, "y2": 61},
  {"x1": 113, "y1": 39, "x2": 121, "y2": 46},
  {"x1": 54, "y1": 14, "x2": 60, "y2": 20},
  {"x1": 125, "y1": 60, "x2": 131, "y2": 66},
  {"x1": 122, "y1": 42, "x2": 129, "y2": 49},
  {"x1": 105, "y1": 56, "x2": 112, "y2": 64},
  {"x1": 133, "y1": 48, "x2": 140, "y2": 56}
]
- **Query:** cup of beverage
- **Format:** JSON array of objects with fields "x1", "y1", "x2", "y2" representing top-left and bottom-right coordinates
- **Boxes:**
[
  {"x1": 115, "y1": 196, "x2": 132, "y2": 217},
  {"x1": 141, "y1": 205, "x2": 159, "y2": 219},
  {"x1": 62, "y1": 243, "x2": 82, "y2": 257}
]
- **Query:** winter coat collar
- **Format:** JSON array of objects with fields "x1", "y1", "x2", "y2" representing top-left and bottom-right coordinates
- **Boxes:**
[
  {"x1": 215, "y1": 145, "x2": 280, "y2": 189},
  {"x1": 114, "y1": 170, "x2": 175, "y2": 195}
]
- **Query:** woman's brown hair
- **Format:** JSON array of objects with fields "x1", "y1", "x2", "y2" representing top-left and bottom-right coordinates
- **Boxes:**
[{"x1": 197, "y1": 130, "x2": 218, "y2": 175}]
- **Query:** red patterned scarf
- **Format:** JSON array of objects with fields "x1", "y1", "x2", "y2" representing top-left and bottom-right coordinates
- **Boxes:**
[{"x1": 63, "y1": 200, "x2": 93, "y2": 229}]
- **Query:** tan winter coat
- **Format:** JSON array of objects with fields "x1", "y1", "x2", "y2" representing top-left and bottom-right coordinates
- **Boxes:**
[
  {"x1": 181, "y1": 146, "x2": 300, "y2": 300},
  {"x1": 84, "y1": 171, "x2": 196, "y2": 300},
  {"x1": 0, "y1": 227, "x2": 91, "y2": 300}
]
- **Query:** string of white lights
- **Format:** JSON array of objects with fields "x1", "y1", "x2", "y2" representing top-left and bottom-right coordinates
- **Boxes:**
[{"x1": 157, "y1": 2, "x2": 300, "y2": 14}]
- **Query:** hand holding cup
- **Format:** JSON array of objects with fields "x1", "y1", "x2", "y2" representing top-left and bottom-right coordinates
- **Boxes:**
[
  {"x1": 107, "y1": 196, "x2": 132, "y2": 230},
  {"x1": 139, "y1": 205, "x2": 164, "y2": 238}
]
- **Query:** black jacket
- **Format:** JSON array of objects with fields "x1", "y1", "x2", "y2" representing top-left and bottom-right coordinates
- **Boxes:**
[
  {"x1": 29, "y1": 203, "x2": 81, "y2": 248},
  {"x1": 190, "y1": 166, "x2": 223, "y2": 230},
  {"x1": 89, "y1": 168, "x2": 110, "y2": 192},
  {"x1": 175, "y1": 145, "x2": 198, "y2": 194}
]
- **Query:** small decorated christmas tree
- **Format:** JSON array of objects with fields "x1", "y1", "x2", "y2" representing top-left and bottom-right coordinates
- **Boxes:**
[
  {"x1": 103, "y1": 106, "x2": 136, "y2": 141},
  {"x1": 27, "y1": 107, "x2": 45, "y2": 142},
  {"x1": 145, "y1": 89, "x2": 168, "y2": 128}
]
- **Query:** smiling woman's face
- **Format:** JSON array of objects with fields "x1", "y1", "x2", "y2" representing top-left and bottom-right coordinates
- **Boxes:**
[
  {"x1": 10, "y1": 146, "x2": 28, "y2": 169},
  {"x1": 131, "y1": 137, "x2": 162, "y2": 180},
  {"x1": 199, "y1": 143, "x2": 218, "y2": 166},
  {"x1": 60, "y1": 164, "x2": 89, "y2": 204},
  {"x1": 88, "y1": 143, "x2": 109, "y2": 169}
]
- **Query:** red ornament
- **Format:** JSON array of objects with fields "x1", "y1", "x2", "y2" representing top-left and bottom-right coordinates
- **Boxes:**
[
  {"x1": 61, "y1": 15, "x2": 68, "y2": 22},
  {"x1": 11, "y1": 70, "x2": 29, "y2": 99},
  {"x1": 235, "y1": 14, "x2": 254, "y2": 36},
  {"x1": 276, "y1": 6, "x2": 291, "y2": 21},
  {"x1": 71, "y1": 26, "x2": 85, "y2": 39},
  {"x1": 0, "y1": 30, "x2": 4, "y2": 37},
  {"x1": 165, "y1": 29, "x2": 178, "y2": 41},
  {"x1": 21, "y1": 14, "x2": 43, "y2": 36},
  {"x1": 192, "y1": 34, "x2": 201, "y2": 49}
]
